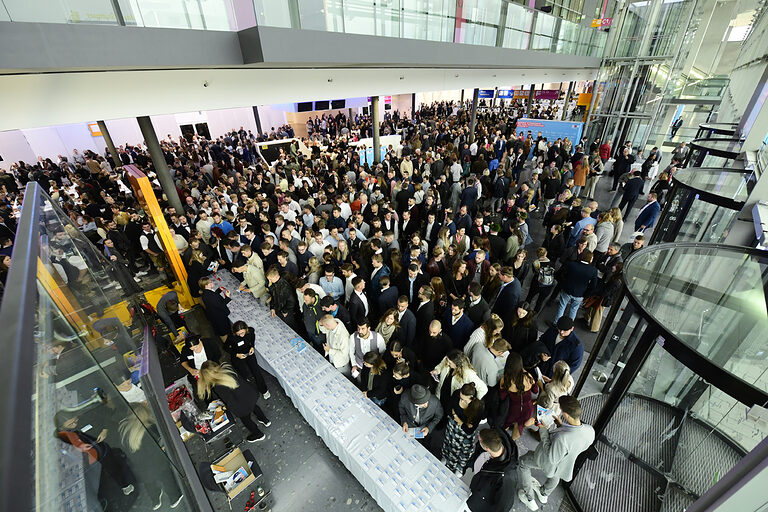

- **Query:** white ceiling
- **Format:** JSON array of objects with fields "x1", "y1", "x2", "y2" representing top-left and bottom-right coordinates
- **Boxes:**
[{"x1": 0, "y1": 66, "x2": 596, "y2": 132}]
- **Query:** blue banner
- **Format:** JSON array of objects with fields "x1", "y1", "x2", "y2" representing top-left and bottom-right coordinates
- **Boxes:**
[
  {"x1": 497, "y1": 89, "x2": 513, "y2": 98},
  {"x1": 359, "y1": 147, "x2": 387, "y2": 166},
  {"x1": 478, "y1": 89, "x2": 495, "y2": 99},
  {"x1": 516, "y1": 119, "x2": 584, "y2": 153}
]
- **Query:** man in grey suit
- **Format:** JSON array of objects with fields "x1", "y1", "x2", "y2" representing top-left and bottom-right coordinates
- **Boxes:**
[
  {"x1": 399, "y1": 384, "x2": 444, "y2": 443},
  {"x1": 517, "y1": 396, "x2": 595, "y2": 511}
]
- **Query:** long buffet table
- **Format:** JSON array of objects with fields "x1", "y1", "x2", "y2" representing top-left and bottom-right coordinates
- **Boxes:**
[{"x1": 213, "y1": 271, "x2": 470, "y2": 512}]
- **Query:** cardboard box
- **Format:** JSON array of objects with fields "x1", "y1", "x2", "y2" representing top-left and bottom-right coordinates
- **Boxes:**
[{"x1": 215, "y1": 448, "x2": 255, "y2": 499}]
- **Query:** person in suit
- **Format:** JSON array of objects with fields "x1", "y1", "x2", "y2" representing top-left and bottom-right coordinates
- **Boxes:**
[
  {"x1": 414, "y1": 286, "x2": 436, "y2": 339},
  {"x1": 466, "y1": 282, "x2": 491, "y2": 327},
  {"x1": 398, "y1": 263, "x2": 429, "y2": 306},
  {"x1": 199, "y1": 277, "x2": 232, "y2": 342},
  {"x1": 377, "y1": 275, "x2": 399, "y2": 314},
  {"x1": 348, "y1": 276, "x2": 371, "y2": 325},
  {"x1": 618, "y1": 171, "x2": 645, "y2": 219},
  {"x1": 442, "y1": 299, "x2": 475, "y2": 350},
  {"x1": 318, "y1": 295, "x2": 354, "y2": 334},
  {"x1": 490, "y1": 266, "x2": 521, "y2": 316},
  {"x1": 634, "y1": 193, "x2": 661, "y2": 232},
  {"x1": 537, "y1": 316, "x2": 584, "y2": 378},
  {"x1": 396, "y1": 295, "x2": 417, "y2": 348},
  {"x1": 369, "y1": 253, "x2": 391, "y2": 299},
  {"x1": 266, "y1": 266, "x2": 299, "y2": 331},
  {"x1": 422, "y1": 212, "x2": 442, "y2": 250},
  {"x1": 466, "y1": 249, "x2": 491, "y2": 285},
  {"x1": 399, "y1": 384, "x2": 444, "y2": 444}
]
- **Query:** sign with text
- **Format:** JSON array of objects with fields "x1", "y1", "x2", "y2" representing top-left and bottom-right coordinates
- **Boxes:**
[
  {"x1": 534, "y1": 90, "x2": 560, "y2": 100},
  {"x1": 515, "y1": 119, "x2": 584, "y2": 152},
  {"x1": 478, "y1": 89, "x2": 495, "y2": 99},
  {"x1": 591, "y1": 17, "x2": 612, "y2": 27},
  {"x1": 513, "y1": 90, "x2": 531, "y2": 100},
  {"x1": 497, "y1": 89, "x2": 514, "y2": 98}
]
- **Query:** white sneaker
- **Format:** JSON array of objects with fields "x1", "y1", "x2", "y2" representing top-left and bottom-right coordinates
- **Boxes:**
[
  {"x1": 122, "y1": 484, "x2": 135, "y2": 496},
  {"x1": 518, "y1": 489, "x2": 539, "y2": 511},
  {"x1": 133, "y1": 277, "x2": 142, "y2": 283},
  {"x1": 531, "y1": 481, "x2": 549, "y2": 504},
  {"x1": 136, "y1": 270, "x2": 148, "y2": 276},
  {"x1": 263, "y1": 391, "x2": 270, "y2": 399}
]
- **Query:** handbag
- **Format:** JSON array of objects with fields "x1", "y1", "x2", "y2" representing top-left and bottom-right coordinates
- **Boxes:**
[{"x1": 582, "y1": 295, "x2": 603, "y2": 309}]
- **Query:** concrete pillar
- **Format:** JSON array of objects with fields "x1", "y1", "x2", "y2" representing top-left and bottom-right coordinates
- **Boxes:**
[
  {"x1": 469, "y1": 88, "x2": 480, "y2": 143},
  {"x1": 562, "y1": 81, "x2": 574, "y2": 120},
  {"x1": 136, "y1": 116, "x2": 184, "y2": 213},
  {"x1": 97, "y1": 120, "x2": 121, "y2": 169},
  {"x1": 371, "y1": 96, "x2": 381, "y2": 164},
  {"x1": 526, "y1": 84, "x2": 536, "y2": 117}
]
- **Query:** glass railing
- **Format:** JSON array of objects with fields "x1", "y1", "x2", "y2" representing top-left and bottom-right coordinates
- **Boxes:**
[
  {"x1": 0, "y1": 0, "x2": 607, "y2": 57},
  {"x1": 254, "y1": 0, "x2": 608, "y2": 57},
  {"x1": 0, "y1": 182, "x2": 210, "y2": 512},
  {"x1": 0, "y1": 0, "x2": 232, "y2": 30}
]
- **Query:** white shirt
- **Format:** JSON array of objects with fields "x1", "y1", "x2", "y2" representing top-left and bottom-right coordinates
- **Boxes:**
[{"x1": 192, "y1": 347, "x2": 207, "y2": 369}]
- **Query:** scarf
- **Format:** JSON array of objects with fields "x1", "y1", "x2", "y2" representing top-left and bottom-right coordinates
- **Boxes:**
[{"x1": 377, "y1": 322, "x2": 396, "y2": 343}]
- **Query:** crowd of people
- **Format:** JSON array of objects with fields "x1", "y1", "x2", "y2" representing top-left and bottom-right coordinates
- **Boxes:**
[{"x1": 0, "y1": 98, "x2": 689, "y2": 511}]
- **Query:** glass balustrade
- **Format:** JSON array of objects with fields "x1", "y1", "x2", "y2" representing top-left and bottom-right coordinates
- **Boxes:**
[{"x1": 0, "y1": 0, "x2": 607, "y2": 57}]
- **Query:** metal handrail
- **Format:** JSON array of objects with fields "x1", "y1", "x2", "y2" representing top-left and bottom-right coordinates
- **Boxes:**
[{"x1": 0, "y1": 182, "x2": 41, "y2": 512}]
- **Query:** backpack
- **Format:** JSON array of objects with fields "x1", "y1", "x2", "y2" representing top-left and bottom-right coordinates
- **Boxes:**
[{"x1": 538, "y1": 265, "x2": 555, "y2": 286}]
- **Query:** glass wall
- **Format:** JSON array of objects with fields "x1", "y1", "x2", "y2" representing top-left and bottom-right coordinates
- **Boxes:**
[
  {"x1": 650, "y1": 168, "x2": 752, "y2": 244},
  {"x1": 0, "y1": 183, "x2": 199, "y2": 511},
  {"x1": 570, "y1": 243, "x2": 768, "y2": 512}
]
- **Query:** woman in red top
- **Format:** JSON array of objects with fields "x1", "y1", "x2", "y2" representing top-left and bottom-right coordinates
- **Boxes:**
[{"x1": 498, "y1": 352, "x2": 539, "y2": 440}]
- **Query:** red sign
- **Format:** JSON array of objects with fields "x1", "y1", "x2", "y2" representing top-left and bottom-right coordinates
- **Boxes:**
[
  {"x1": 534, "y1": 90, "x2": 560, "y2": 100},
  {"x1": 591, "y1": 17, "x2": 612, "y2": 27}
]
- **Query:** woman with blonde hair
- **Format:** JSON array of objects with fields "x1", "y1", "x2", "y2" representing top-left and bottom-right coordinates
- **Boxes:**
[
  {"x1": 436, "y1": 226, "x2": 452, "y2": 251},
  {"x1": 119, "y1": 403, "x2": 185, "y2": 508},
  {"x1": 307, "y1": 257, "x2": 323, "y2": 284},
  {"x1": 572, "y1": 155, "x2": 589, "y2": 197},
  {"x1": 464, "y1": 313, "x2": 504, "y2": 353},
  {"x1": 609, "y1": 207, "x2": 624, "y2": 244},
  {"x1": 431, "y1": 349, "x2": 488, "y2": 413},
  {"x1": 538, "y1": 360, "x2": 574, "y2": 417},
  {"x1": 197, "y1": 361, "x2": 271, "y2": 443}
]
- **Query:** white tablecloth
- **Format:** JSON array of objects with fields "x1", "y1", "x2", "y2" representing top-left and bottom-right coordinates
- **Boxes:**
[{"x1": 212, "y1": 271, "x2": 470, "y2": 512}]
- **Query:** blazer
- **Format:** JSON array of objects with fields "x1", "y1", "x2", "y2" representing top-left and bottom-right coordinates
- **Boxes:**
[
  {"x1": 377, "y1": 287, "x2": 399, "y2": 313},
  {"x1": 348, "y1": 292, "x2": 369, "y2": 325},
  {"x1": 369, "y1": 265, "x2": 391, "y2": 298},
  {"x1": 466, "y1": 298, "x2": 491, "y2": 327},
  {"x1": 491, "y1": 280, "x2": 521, "y2": 316},
  {"x1": 399, "y1": 394, "x2": 444, "y2": 432},
  {"x1": 538, "y1": 326, "x2": 584, "y2": 377},
  {"x1": 398, "y1": 308, "x2": 417, "y2": 348},
  {"x1": 414, "y1": 301, "x2": 436, "y2": 338},
  {"x1": 201, "y1": 288, "x2": 232, "y2": 336},
  {"x1": 634, "y1": 200, "x2": 661, "y2": 231}
]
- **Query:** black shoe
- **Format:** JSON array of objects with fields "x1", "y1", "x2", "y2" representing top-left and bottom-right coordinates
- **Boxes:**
[
  {"x1": 257, "y1": 417, "x2": 271, "y2": 427},
  {"x1": 247, "y1": 432, "x2": 265, "y2": 442}
]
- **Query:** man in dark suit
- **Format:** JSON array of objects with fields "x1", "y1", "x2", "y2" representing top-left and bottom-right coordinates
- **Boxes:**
[
  {"x1": 442, "y1": 299, "x2": 475, "y2": 350},
  {"x1": 490, "y1": 266, "x2": 521, "y2": 316},
  {"x1": 377, "y1": 275, "x2": 399, "y2": 314},
  {"x1": 399, "y1": 210, "x2": 419, "y2": 244},
  {"x1": 634, "y1": 193, "x2": 661, "y2": 232},
  {"x1": 487, "y1": 224, "x2": 506, "y2": 264},
  {"x1": 414, "y1": 286, "x2": 436, "y2": 340},
  {"x1": 348, "y1": 276, "x2": 370, "y2": 325},
  {"x1": 466, "y1": 282, "x2": 491, "y2": 327},
  {"x1": 538, "y1": 316, "x2": 584, "y2": 377},
  {"x1": 422, "y1": 212, "x2": 442, "y2": 251},
  {"x1": 618, "y1": 170, "x2": 645, "y2": 219},
  {"x1": 397, "y1": 264, "x2": 429, "y2": 306},
  {"x1": 396, "y1": 295, "x2": 418, "y2": 348}
]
